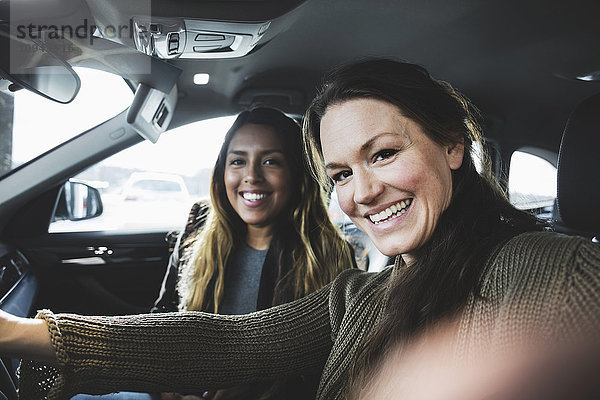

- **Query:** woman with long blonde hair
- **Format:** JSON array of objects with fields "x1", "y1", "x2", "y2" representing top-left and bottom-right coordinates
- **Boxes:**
[{"x1": 152, "y1": 107, "x2": 355, "y2": 399}]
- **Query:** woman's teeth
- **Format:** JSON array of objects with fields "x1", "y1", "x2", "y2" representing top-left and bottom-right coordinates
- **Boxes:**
[
  {"x1": 243, "y1": 192, "x2": 267, "y2": 201},
  {"x1": 369, "y1": 199, "x2": 412, "y2": 224}
]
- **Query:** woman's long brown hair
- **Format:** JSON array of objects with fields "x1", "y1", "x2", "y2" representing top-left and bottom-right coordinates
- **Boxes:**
[{"x1": 303, "y1": 59, "x2": 544, "y2": 396}]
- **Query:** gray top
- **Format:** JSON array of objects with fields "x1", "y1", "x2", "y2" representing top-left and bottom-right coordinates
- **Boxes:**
[{"x1": 219, "y1": 242, "x2": 268, "y2": 315}]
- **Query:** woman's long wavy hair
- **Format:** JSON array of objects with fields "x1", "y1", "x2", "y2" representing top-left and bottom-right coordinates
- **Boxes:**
[
  {"x1": 303, "y1": 59, "x2": 545, "y2": 396},
  {"x1": 179, "y1": 107, "x2": 353, "y2": 313}
]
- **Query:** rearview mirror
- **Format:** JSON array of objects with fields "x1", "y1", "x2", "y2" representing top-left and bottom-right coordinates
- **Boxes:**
[
  {"x1": 53, "y1": 181, "x2": 103, "y2": 221},
  {"x1": 0, "y1": 29, "x2": 81, "y2": 103}
]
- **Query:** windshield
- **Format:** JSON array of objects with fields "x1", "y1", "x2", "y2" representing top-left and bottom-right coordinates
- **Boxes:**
[{"x1": 0, "y1": 66, "x2": 133, "y2": 179}]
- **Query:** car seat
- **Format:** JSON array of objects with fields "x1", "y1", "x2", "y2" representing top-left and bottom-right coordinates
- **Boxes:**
[
  {"x1": 165, "y1": 199, "x2": 211, "y2": 254},
  {"x1": 554, "y1": 92, "x2": 600, "y2": 242}
]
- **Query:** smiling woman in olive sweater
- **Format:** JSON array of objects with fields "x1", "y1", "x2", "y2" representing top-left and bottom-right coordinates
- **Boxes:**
[{"x1": 3, "y1": 59, "x2": 600, "y2": 400}]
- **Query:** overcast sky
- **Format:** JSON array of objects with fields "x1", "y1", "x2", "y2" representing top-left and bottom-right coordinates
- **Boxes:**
[{"x1": 12, "y1": 67, "x2": 234, "y2": 176}]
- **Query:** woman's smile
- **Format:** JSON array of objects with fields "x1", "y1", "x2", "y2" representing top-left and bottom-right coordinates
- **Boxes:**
[
  {"x1": 366, "y1": 198, "x2": 413, "y2": 225},
  {"x1": 239, "y1": 190, "x2": 272, "y2": 207}
]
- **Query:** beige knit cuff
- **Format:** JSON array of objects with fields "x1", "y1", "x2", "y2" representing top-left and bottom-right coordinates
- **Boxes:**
[{"x1": 35, "y1": 309, "x2": 69, "y2": 366}]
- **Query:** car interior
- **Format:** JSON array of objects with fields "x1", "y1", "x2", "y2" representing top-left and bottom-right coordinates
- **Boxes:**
[{"x1": 1, "y1": 0, "x2": 600, "y2": 398}]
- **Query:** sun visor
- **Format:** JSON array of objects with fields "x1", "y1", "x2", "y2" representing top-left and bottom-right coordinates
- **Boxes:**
[
  {"x1": 73, "y1": 39, "x2": 181, "y2": 143},
  {"x1": 126, "y1": 83, "x2": 177, "y2": 143}
]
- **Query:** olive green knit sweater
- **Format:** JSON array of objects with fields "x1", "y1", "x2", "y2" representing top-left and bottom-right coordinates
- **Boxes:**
[{"x1": 18, "y1": 232, "x2": 600, "y2": 399}]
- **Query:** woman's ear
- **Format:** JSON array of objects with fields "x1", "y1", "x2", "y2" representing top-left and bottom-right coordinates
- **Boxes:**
[{"x1": 446, "y1": 140, "x2": 464, "y2": 171}]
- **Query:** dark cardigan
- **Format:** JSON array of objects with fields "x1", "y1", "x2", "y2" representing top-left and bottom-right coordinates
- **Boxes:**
[{"x1": 151, "y1": 200, "x2": 302, "y2": 314}]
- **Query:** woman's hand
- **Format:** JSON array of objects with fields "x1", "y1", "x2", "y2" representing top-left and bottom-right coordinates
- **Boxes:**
[{"x1": 0, "y1": 309, "x2": 55, "y2": 362}]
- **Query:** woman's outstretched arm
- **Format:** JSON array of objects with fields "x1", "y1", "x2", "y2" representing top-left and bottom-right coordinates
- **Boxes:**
[
  {"x1": 0, "y1": 309, "x2": 56, "y2": 362},
  {"x1": 13, "y1": 273, "x2": 344, "y2": 400}
]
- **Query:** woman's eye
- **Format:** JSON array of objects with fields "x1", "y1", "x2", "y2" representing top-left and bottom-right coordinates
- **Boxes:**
[
  {"x1": 229, "y1": 158, "x2": 245, "y2": 166},
  {"x1": 332, "y1": 170, "x2": 352, "y2": 183},
  {"x1": 264, "y1": 158, "x2": 280, "y2": 166},
  {"x1": 373, "y1": 149, "x2": 398, "y2": 162}
]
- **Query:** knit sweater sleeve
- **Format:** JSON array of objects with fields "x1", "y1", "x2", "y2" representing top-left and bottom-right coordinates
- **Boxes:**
[
  {"x1": 511, "y1": 233, "x2": 600, "y2": 340},
  {"x1": 18, "y1": 279, "x2": 335, "y2": 399},
  {"x1": 559, "y1": 237, "x2": 600, "y2": 338},
  {"x1": 466, "y1": 232, "x2": 600, "y2": 350}
]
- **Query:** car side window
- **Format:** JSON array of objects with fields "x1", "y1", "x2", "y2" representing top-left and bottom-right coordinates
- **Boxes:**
[
  {"x1": 48, "y1": 116, "x2": 236, "y2": 233},
  {"x1": 0, "y1": 67, "x2": 133, "y2": 179},
  {"x1": 508, "y1": 150, "x2": 557, "y2": 220}
]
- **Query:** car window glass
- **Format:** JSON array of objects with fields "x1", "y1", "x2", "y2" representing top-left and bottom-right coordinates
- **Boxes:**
[
  {"x1": 0, "y1": 67, "x2": 133, "y2": 179},
  {"x1": 508, "y1": 150, "x2": 556, "y2": 219},
  {"x1": 48, "y1": 115, "x2": 236, "y2": 233}
]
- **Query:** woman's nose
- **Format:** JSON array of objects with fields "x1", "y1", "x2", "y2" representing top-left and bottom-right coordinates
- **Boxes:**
[
  {"x1": 353, "y1": 170, "x2": 384, "y2": 205},
  {"x1": 244, "y1": 163, "x2": 264, "y2": 184}
]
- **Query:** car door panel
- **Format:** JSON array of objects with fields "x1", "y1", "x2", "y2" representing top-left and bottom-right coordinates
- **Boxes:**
[{"x1": 14, "y1": 231, "x2": 171, "y2": 316}]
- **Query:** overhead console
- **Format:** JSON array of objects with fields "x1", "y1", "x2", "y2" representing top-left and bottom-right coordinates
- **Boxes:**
[
  {"x1": 83, "y1": 0, "x2": 307, "y2": 59},
  {"x1": 131, "y1": 17, "x2": 271, "y2": 59}
]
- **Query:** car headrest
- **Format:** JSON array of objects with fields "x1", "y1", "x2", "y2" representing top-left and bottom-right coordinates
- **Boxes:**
[{"x1": 556, "y1": 92, "x2": 600, "y2": 236}]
